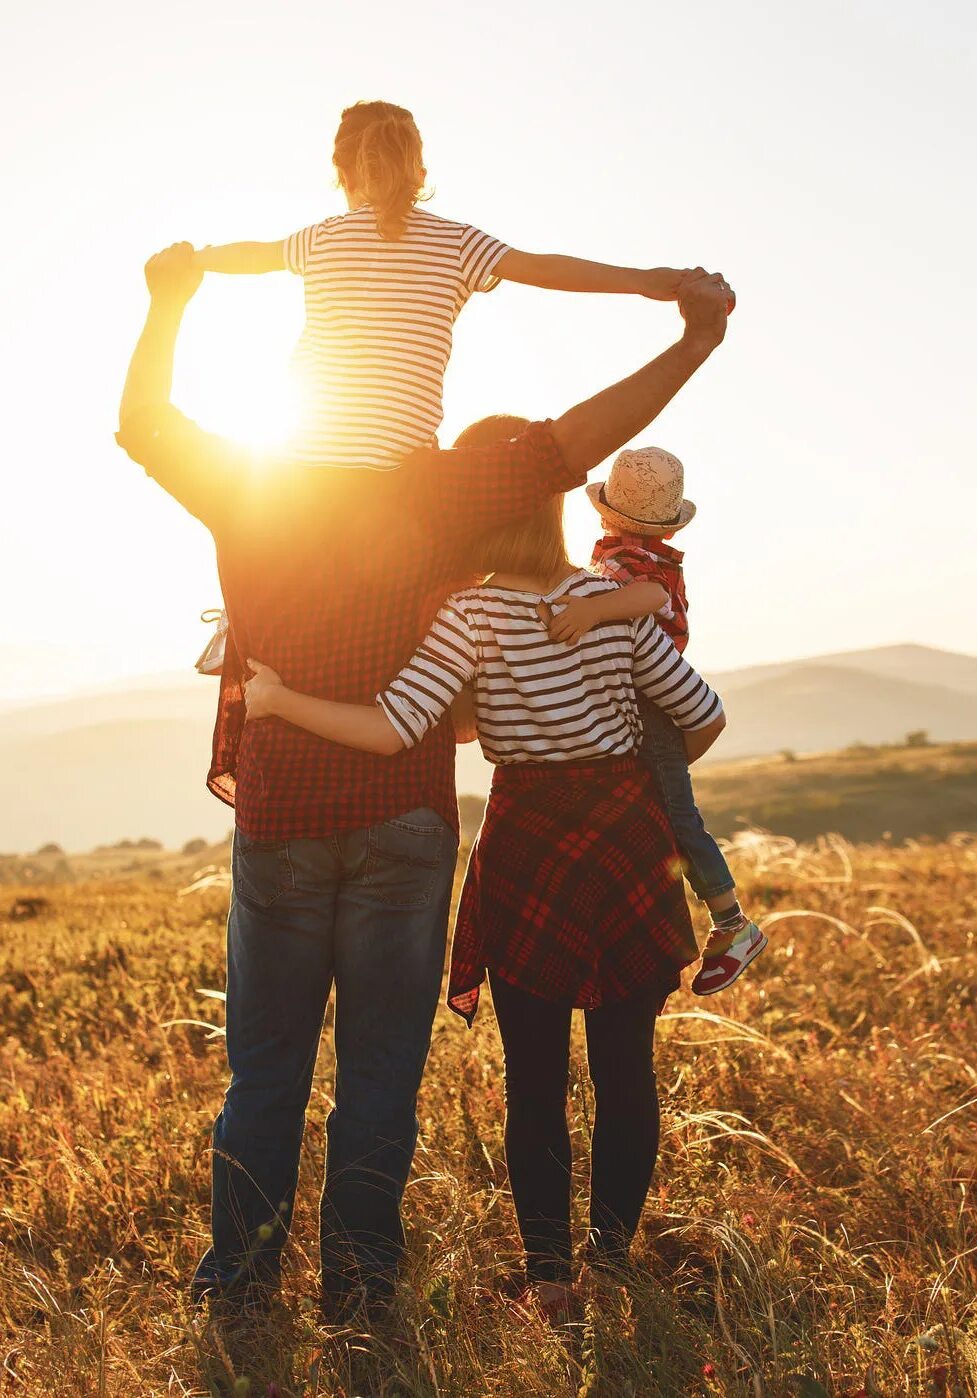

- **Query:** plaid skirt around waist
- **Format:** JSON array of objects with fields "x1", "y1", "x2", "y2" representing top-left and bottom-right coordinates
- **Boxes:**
[{"x1": 448, "y1": 755, "x2": 698, "y2": 1025}]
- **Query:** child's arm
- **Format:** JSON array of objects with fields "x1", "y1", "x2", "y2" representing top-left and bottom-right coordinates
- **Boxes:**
[
  {"x1": 245, "y1": 663, "x2": 405, "y2": 754},
  {"x1": 548, "y1": 580, "x2": 669, "y2": 647},
  {"x1": 194, "y1": 241, "x2": 286, "y2": 275},
  {"x1": 494, "y1": 250, "x2": 691, "y2": 301}
]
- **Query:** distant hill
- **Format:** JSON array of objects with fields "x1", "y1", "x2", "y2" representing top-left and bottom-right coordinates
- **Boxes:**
[
  {"x1": 706, "y1": 643, "x2": 977, "y2": 696},
  {"x1": 715, "y1": 663, "x2": 977, "y2": 760},
  {"x1": 2, "y1": 644, "x2": 975, "y2": 851},
  {"x1": 0, "y1": 716, "x2": 227, "y2": 852}
]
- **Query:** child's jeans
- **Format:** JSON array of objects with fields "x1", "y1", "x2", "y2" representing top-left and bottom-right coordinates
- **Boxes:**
[{"x1": 638, "y1": 700, "x2": 735, "y2": 903}]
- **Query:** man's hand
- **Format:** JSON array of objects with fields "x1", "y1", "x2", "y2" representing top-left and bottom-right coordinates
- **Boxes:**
[
  {"x1": 144, "y1": 242, "x2": 203, "y2": 305},
  {"x1": 678, "y1": 269, "x2": 735, "y2": 351},
  {"x1": 244, "y1": 660, "x2": 284, "y2": 721}
]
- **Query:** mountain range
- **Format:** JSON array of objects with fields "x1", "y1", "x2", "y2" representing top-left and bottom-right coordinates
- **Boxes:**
[{"x1": 2, "y1": 644, "x2": 975, "y2": 852}]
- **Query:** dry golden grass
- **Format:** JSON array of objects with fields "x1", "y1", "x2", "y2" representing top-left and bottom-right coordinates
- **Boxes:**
[{"x1": 0, "y1": 832, "x2": 975, "y2": 1396}]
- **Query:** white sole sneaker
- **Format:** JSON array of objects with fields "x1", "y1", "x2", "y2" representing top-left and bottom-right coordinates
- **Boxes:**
[{"x1": 691, "y1": 925, "x2": 768, "y2": 996}]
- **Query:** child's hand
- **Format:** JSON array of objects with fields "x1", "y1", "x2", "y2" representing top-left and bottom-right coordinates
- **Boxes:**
[
  {"x1": 639, "y1": 267, "x2": 694, "y2": 301},
  {"x1": 244, "y1": 659, "x2": 284, "y2": 720},
  {"x1": 547, "y1": 596, "x2": 601, "y2": 647}
]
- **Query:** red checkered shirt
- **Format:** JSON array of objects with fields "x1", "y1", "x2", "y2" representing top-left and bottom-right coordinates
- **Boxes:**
[
  {"x1": 591, "y1": 532, "x2": 689, "y2": 653},
  {"x1": 116, "y1": 406, "x2": 583, "y2": 839}
]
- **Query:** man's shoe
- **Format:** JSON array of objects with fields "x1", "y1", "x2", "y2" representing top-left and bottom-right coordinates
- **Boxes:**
[{"x1": 691, "y1": 920, "x2": 767, "y2": 996}]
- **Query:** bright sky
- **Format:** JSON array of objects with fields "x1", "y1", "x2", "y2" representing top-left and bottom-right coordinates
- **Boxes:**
[{"x1": 2, "y1": 0, "x2": 975, "y2": 702}]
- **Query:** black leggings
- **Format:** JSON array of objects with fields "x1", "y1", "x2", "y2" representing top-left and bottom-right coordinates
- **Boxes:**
[{"x1": 489, "y1": 973, "x2": 662, "y2": 1284}]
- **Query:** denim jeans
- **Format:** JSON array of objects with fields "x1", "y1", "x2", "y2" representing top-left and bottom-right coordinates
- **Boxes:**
[
  {"x1": 638, "y1": 700, "x2": 735, "y2": 902},
  {"x1": 192, "y1": 808, "x2": 457, "y2": 1309}
]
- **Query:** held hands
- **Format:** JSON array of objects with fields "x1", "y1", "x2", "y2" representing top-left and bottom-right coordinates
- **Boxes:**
[
  {"x1": 640, "y1": 267, "x2": 736, "y2": 314},
  {"x1": 144, "y1": 242, "x2": 203, "y2": 305},
  {"x1": 677, "y1": 267, "x2": 735, "y2": 350},
  {"x1": 244, "y1": 660, "x2": 284, "y2": 721},
  {"x1": 638, "y1": 268, "x2": 695, "y2": 301}
]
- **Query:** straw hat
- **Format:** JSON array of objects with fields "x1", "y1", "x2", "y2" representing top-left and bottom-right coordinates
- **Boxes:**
[{"x1": 585, "y1": 446, "x2": 696, "y2": 536}]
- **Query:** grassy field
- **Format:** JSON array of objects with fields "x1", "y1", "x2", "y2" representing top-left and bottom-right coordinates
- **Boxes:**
[{"x1": 1, "y1": 829, "x2": 975, "y2": 1396}]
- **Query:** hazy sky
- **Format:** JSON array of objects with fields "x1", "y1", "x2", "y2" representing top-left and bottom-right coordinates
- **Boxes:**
[{"x1": 2, "y1": 0, "x2": 975, "y2": 701}]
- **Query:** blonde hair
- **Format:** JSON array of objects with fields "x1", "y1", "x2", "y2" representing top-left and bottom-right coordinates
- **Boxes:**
[
  {"x1": 472, "y1": 494, "x2": 570, "y2": 590},
  {"x1": 333, "y1": 100, "x2": 428, "y2": 241},
  {"x1": 454, "y1": 415, "x2": 570, "y2": 590}
]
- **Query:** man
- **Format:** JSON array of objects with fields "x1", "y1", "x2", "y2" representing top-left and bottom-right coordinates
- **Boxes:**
[{"x1": 117, "y1": 242, "x2": 734, "y2": 1316}]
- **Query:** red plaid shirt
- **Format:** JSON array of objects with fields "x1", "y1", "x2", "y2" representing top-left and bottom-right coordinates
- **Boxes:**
[
  {"x1": 117, "y1": 406, "x2": 583, "y2": 838},
  {"x1": 591, "y1": 532, "x2": 689, "y2": 652}
]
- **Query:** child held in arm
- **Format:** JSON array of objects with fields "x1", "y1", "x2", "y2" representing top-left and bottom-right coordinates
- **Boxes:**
[{"x1": 550, "y1": 446, "x2": 766, "y2": 996}]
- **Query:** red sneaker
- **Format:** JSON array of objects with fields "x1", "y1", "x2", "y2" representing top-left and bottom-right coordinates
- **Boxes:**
[{"x1": 691, "y1": 920, "x2": 767, "y2": 996}]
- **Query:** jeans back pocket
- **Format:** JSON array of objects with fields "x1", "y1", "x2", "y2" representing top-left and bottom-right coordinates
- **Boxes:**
[
  {"x1": 364, "y1": 809, "x2": 448, "y2": 909},
  {"x1": 233, "y1": 830, "x2": 295, "y2": 909}
]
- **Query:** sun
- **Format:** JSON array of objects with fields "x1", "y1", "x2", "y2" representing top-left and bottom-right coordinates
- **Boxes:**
[{"x1": 174, "y1": 276, "x2": 305, "y2": 448}]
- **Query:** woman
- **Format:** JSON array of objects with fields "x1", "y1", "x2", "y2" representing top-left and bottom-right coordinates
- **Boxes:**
[{"x1": 243, "y1": 416, "x2": 726, "y2": 1317}]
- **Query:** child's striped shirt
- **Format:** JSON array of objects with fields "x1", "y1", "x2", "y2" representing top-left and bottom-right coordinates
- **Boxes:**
[{"x1": 284, "y1": 205, "x2": 509, "y2": 469}]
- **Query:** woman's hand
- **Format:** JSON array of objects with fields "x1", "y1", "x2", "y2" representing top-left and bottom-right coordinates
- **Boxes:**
[
  {"x1": 244, "y1": 659, "x2": 284, "y2": 721},
  {"x1": 683, "y1": 710, "x2": 727, "y2": 764},
  {"x1": 450, "y1": 683, "x2": 479, "y2": 744}
]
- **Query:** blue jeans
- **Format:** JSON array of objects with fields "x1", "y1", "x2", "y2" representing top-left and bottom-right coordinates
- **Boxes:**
[
  {"x1": 638, "y1": 701, "x2": 735, "y2": 902},
  {"x1": 192, "y1": 808, "x2": 457, "y2": 1309}
]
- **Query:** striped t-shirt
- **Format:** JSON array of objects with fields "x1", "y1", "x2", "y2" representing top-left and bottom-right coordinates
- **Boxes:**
[
  {"x1": 378, "y1": 571, "x2": 723, "y2": 764},
  {"x1": 284, "y1": 206, "x2": 510, "y2": 469}
]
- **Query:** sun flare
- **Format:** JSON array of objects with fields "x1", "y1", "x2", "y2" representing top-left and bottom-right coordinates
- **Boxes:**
[{"x1": 175, "y1": 278, "x2": 305, "y2": 449}]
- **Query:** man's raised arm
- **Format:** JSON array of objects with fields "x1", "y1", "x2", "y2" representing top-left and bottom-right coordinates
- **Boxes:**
[
  {"x1": 407, "y1": 270, "x2": 735, "y2": 551},
  {"x1": 117, "y1": 242, "x2": 241, "y2": 532},
  {"x1": 550, "y1": 270, "x2": 734, "y2": 475}
]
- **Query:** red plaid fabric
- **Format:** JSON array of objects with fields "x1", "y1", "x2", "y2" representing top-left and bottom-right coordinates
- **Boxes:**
[
  {"x1": 116, "y1": 406, "x2": 583, "y2": 839},
  {"x1": 449, "y1": 756, "x2": 698, "y2": 1024},
  {"x1": 591, "y1": 533, "x2": 689, "y2": 652}
]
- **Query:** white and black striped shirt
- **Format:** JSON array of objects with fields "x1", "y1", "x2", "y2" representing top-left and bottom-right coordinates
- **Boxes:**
[
  {"x1": 284, "y1": 206, "x2": 509, "y2": 469},
  {"x1": 378, "y1": 572, "x2": 723, "y2": 763}
]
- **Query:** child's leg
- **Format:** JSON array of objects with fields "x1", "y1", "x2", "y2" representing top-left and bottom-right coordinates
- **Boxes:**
[
  {"x1": 638, "y1": 704, "x2": 766, "y2": 994},
  {"x1": 637, "y1": 701, "x2": 737, "y2": 916}
]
